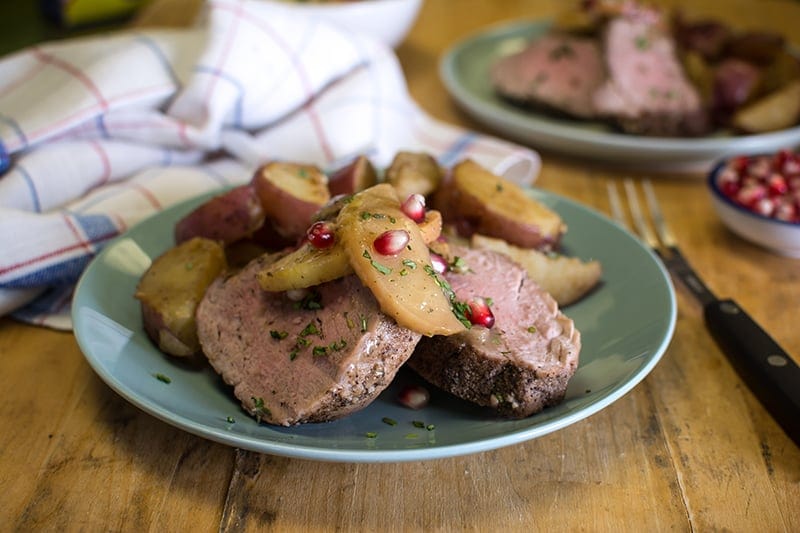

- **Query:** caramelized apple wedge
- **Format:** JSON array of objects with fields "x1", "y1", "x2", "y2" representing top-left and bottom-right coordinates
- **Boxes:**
[
  {"x1": 435, "y1": 159, "x2": 566, "y2": 250},
  {"x1": 252, "y1": 162, "x2": 330, "y2": 239},
  {"x1": 257, "y1": 205, "x2": 444, "y2": 292},
  {"x1": 257, "y1": 240, "x2": 351, "y2": 291},
  {"x1": 339, "y1": 184, "x2": 466, "y2": 336}
]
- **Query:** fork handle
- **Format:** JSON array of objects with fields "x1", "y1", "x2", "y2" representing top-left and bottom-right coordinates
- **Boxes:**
[{"x1": 704, "y1": 298, "x2": 800, "y2": 447}]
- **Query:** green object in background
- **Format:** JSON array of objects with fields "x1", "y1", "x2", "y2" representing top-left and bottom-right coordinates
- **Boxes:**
[
  {"x1": 0, "y1": 1, "x2": 146, "y2": 57},
  {"x1": 44, "y1": 0, "x2": 151, "y2": 27}
]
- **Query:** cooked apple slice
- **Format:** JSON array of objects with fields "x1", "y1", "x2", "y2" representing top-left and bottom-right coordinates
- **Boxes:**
[
  {"x1": 328, "y1": 155, "x2": 378, "y2": 196},
  {"x1": 385, "y1": 151, "x2": 444, "y2": 201},
  {"x1": 435, "y1": 159, "x2": 565, "y2": 250},
  {"x1": 339, "y1": 184, "x2": 466, "y2": 336},
  {"x1": 257, "y1": 207, "x2": 444, "y2": 292},
  {"x1": 257, "y1": 239, "x2": 351, "y2": 291},
  {"x1": 471, "y1": 234, "x2": 602, "y2": 306},
  {"x1": 252, "y1": 161, "x2": 330, "y2": 239}
]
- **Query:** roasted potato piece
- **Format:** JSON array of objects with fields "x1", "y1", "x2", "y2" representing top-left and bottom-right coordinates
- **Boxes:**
[
  {"x1": 252, "y1": 161, "x2": 330, "y2": 239},
  {"x1": 328, "y1": 155, "x2": 378, "y2": 196},
  {"x1": 135, "y1": 237, "x2": 227, "y2": 357},
  {"x1": 732, "y1": 80, "x2": 800, "y2": 133},
  {"x1": 471, "y1": 234, "x2": 601, "y2": 306},
  {"x1": 339, "y1": 184, "x2": 466, "y2": 336},
  {"x1": 174, "y1": 185, "x2": 265, "y2": 245},
  {"x1": 434, "y1": 159, "x2": 565, "y2": 251},
  {"x1": 385, "y1": 151, "x2": 444, "y2": 201}
]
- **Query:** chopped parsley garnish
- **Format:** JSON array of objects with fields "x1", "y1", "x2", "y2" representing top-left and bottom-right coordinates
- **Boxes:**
[
  {"x1": 360, "y1": 314, "x2": 368, "y2": 332},
  {"x1": 251, "y1": 397, "x2": 271, "y2": 421},
  {"x1": 370, "y1": 260, "x2": 392, "y2": 275},
  {"x1": 293, "y1": 290, "x2": 322, "y2": 310},
  {"x1": 329, "y1": 339, "x2": 347, "y2": 351},
  {"x1": 226, "y1": 416, "x2": 236, "y2": 424},
  {"x1": 153, "y1": 373, "x2": 171, "y2": 384},
  {"x1": 312, "y1": 346, "x2": 327, "y2": 357},
  {"x1": 527, "y1": 326, "x2": 537, "y2": 334},
  {"x1": 412, "y1": 420, "x2": 425, "y2": 429},
  {"x1": 402, "y1": 259, "x2": 417, "y2": 270},
  {"x1": 270, "y1": 330, "x2": 288, "y2": 340},
  {"x1": 365, "y1": 432, "x2": 378, "y2": 438},
  {"x1": 382, "y1": 417, "x2": 397, "y2": 426}
]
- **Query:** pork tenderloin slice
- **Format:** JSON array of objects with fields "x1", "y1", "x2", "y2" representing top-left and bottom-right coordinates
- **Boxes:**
[
  {"x1": 196, "y1": 253, "x2": 421, "y2": 426},
  {"x1": 592, "y1": 14, "x2": 710, "y2": 136},
  {"x1": 491, "y1": 33, "x2": 605, "y2": 120},
  {"x1": 408, "y1": 246, "x2": 580, "y2": 418}
]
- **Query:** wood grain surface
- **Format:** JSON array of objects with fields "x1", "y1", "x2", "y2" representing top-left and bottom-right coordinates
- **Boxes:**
[{"x1": 2, "y1": 0, "x2": 799, "y2": 531}]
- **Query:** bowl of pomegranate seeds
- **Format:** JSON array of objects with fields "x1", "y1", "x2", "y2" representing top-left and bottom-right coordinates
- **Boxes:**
[{"x1": 708, "y1": 149, "x2": 800, "y2": 257}]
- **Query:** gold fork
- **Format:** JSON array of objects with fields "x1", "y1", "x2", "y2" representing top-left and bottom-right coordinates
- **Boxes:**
[{"x1": 607, "y1": 178, "x2": 800, "y2": 447}]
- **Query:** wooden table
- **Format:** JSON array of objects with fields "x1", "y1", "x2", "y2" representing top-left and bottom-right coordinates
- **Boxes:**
[{"x1": 3, "y1": 0, "x2": 799, "y2": 530}]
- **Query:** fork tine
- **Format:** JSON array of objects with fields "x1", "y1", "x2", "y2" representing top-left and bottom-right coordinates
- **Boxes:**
[
  {"x1": 606, "y1": 181, "x2": 627, "y2": 228},
  {"x1": 623, "y1": 178, "x2": 660, "y2": 251},
  {"x1": 642, "y1": 180, "x2": 676, "y2": 249}
]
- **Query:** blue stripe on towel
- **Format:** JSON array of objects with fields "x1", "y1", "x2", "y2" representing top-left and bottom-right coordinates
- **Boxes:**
[
  {"x1": 438, "y1": 133, "x2": 477, "y2": 167},
  {"x1": 0, "y1": 139, "x2": 8, "y2": 173}
]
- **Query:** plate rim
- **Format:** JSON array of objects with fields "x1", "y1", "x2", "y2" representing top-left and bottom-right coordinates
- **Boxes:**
[
  {"x1": 72, "y1": 190, "x2": 677, "y2": 463},
  {"x1": 439, "y1": 18, "x2": 800, "y2": 166}
]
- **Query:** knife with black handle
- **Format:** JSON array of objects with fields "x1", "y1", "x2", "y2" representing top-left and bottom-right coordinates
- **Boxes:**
[{"x1": 667, "y1": 247, "x2": 800, "y2": 447}]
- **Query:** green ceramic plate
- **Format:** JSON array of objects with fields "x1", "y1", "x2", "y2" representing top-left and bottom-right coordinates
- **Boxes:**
[
  {"x1": 440, "y1": 20, "x2": 800, "y2": 171},
  {"x1": 72, "y1": 189, "x2": 675, "y2": 462}
]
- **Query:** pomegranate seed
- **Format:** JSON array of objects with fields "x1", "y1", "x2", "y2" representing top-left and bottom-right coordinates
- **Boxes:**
[
  {"x1": 373, "y1": 229, "x2": 409, "y2": 255},
  {"x1": 731, "y1": 155, "x2": 750, "y2": 173},
  {"x1": 735, "y1": 184, "x2": 767, "y2": 207},
  {"x1": 767, "y1": 173, "x2": 788, "y2": 196},
  {"x1": 397, "y1": 384, "x2": 430, "y2": 409},
  {"x1": 753, "y1": 197, "x2": 776, "y2": 217},
  {"x1": 775, "y1": 200, "x2": 797, "y2": 222},
  {"x1": 430, "y1": 252, "x2": 448, "y2": 274},
  {"x1": 467, "y1": 297, "x2": 495, "y2": 328},
  {"x1": 306, "y1": 221, "x2": 335, "y2": 249},
  {"x1": 401, "y1": 193, "x2": 426, "y2": 223}
]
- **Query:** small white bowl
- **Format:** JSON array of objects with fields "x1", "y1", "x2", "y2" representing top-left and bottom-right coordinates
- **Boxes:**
[
  {"x1": 708, "y1": 158, "x2": 800, "y2": 257},
  {"x1": 266, "y1": 0, "x2": 423, "y2": 48}
]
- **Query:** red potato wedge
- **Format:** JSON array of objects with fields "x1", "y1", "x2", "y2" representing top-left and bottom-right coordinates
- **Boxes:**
[
  {"x1": 136, "y1": 237, "x2": 227, "y2": 357},
  {"x1": 434, "y1": 159, "x2": 566, "y2": 251},
  {"x1": 174, "y1": 185, "x2": 265, "y2": 245},
  {"x1": 252, "y1": 161, "x2": 330, "y2": 239},
  {"x1": 385, "y1": 151, "x2": 444, "y2": 201},
  {"x1": 328, "y1": 155, "x2": 378, "y2": 196}
]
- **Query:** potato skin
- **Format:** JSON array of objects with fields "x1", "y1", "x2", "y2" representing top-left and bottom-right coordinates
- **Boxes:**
[
  {"x1": 135, "y1": 237, "x2": 227, "y2": 357},
  {"x1": 434, "y1": 159, "x2": 565, "y2": 251},
  {"x1": 328, "y1": 155, "x2": 378, "y2": 196},
  {"x1": 252, "y1": 162, "x2": 330, "y2": 239},
  {"x1": 174, "y1": 185, "x2": 265, "y2": 245}
]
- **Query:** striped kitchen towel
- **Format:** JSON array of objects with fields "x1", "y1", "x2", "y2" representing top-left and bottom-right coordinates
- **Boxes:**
[{"x1": 0, "y1": 0, "x2": 540, "y2": 330}]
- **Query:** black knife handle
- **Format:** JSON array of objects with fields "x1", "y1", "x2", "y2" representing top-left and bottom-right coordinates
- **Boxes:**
[{"x1": 703, "y1": 298, "x2": 800, "y2": 447}]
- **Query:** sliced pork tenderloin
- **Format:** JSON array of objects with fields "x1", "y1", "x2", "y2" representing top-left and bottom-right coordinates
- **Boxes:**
[
  {"x1": 407, "y1": 246, "x2": 580, "y2": 419},
  {"x1": 592, "y1": 10, "x2": 710, "y2": 136},
  {"x1": 491, "y1": 33, "x2": 606, "y2": 120},
  {"x1": 196, "y1": 253, "x2": 421, "y2": 426}
]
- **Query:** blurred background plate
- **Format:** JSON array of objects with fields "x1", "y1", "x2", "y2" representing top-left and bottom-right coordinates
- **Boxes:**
[{"x1": 440, "y1": 19, "x2": 800, "y2": 173}]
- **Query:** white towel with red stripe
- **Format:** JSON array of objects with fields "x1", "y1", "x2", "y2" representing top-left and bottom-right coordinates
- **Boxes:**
[{"x1": 0, "y1": 0, "x2": 540, "y2": 330}]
